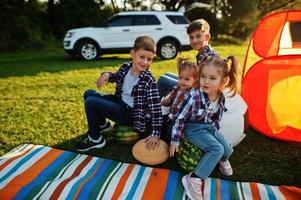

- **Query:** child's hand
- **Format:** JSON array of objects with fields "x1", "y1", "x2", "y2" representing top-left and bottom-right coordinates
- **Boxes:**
[
  {"x1": 161, "y1": 98, "x2": 170, "y2": 106},
  {"x1": 169, "y1": 144, "x2": 179, "y2": 157},
  {"x1": 96, "y1": 73, "x2": 109, "y2": 88},
  {"x1": 145, "y1": 135, "x2": 159, "y2": 150}
]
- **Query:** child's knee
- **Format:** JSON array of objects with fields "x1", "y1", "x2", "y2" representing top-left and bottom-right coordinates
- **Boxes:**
[
  {"x1": 157, "y1": 76, "x2": 166, "y2": 89},
  {"x1": 84, "y1": 97, "x2": 94, "y2": 108},
  {"x1": 83, "y1": 89, "x2": 96, "y2": 99},
  {"x1": 84, "y1": 95, "x2": 100, "y2": 108}
]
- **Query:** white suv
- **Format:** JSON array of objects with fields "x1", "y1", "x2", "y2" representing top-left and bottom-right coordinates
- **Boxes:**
[{"x1": 63, "y1": 11, "x2": 191, "y2": 60}]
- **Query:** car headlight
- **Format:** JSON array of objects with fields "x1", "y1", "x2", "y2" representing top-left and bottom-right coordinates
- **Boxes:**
[{"x1": 65, "y1": 31, "x2": 74, "y2": 38}]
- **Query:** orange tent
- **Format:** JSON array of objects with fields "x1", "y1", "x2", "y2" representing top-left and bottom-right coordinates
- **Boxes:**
[{"x1": 242, "y1": 10, "x2": 301, "y2": 142}]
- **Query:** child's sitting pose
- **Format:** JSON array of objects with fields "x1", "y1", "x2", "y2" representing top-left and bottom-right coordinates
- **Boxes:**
[
  {"x1": 76, "y1": 35, "x2": 162, "y2": 151},
  {"x1": 161, "y1": 57, "x2": 199, "y2": 141},
  {"x1": 170, "y1": 56, "x2": 238, "y2": 200}
]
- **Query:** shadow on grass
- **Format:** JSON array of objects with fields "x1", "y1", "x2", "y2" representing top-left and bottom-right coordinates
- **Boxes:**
[{"x1": 0, "y1": 51, "x2": 164, "y2": 78}]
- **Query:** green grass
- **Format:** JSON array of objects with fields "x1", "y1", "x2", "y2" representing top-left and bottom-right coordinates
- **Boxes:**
[{"x1": 0, "y1": 45, "x2": 300, "y2": 188}]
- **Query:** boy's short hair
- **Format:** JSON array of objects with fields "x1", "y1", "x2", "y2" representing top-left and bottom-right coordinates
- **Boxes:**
[
  {"x1": 133, "y1": 35, "x2": 157, "y2": 54},
  {"x1": 187, "y1": 19, "x2": 210, "y2": 34}
]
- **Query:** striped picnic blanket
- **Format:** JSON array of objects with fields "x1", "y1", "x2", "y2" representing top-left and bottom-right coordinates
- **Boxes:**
[{"x1": 0, "y1": 144, "x2": 300, "y2": 200}]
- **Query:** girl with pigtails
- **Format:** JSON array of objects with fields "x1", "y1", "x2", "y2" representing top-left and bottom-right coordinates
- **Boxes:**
[{"x1": 170, "y1": 56, "x2": 238, "y2": 200}]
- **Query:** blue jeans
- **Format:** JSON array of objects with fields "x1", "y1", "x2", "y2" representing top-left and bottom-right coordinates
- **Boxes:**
[
  {"x1": 183, "y1": 123, "x2": 233, "y2": 179},
  {"x1": 157, "y1": 73, "x2": 178, "y2": 98},
  {"x1": 84, "y1": 89, "x2": 133, "y2": 140}
]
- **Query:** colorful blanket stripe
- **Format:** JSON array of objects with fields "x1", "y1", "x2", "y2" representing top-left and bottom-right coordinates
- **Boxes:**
[{"x1": 0, "y1": 144, "x2": 300, "y2": 200}]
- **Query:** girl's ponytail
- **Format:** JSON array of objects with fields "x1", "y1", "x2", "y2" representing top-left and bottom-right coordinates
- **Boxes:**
[
  {"x1": 177, "y1": 56, "x2": 190, "y2": 72},
  {"x1": 224, "y1": 55, "x2": 238, "y2": 96}
]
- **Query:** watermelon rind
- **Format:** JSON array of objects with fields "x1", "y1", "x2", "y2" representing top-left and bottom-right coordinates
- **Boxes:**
[
  {"x1": 176, "y1": 138, "x2": 204, "y2": 172},
  {"x1": 113, "y1": 126, "x2": 140, "y2": 144}
]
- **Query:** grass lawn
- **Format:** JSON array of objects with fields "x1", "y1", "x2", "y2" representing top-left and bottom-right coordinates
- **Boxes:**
[{"x1": 0, "y1": 44, "x2": 300, "y2": 187}]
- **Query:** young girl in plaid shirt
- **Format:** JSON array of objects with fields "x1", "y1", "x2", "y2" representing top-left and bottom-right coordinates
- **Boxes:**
[
  {"x1": 161, "y1": 57, "x2": 199, "y2": 140},
  {"x1": 170, "y1": 56, "x2": 238, "y2": 200}
]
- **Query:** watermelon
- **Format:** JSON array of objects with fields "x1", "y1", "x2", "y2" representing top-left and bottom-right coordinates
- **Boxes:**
[
  {"x1": 176, "y1": 138, "x2": 204, "y2": 172},
  {"x1": 113, "y1": 125, "x2": 140, "y2": 144}
]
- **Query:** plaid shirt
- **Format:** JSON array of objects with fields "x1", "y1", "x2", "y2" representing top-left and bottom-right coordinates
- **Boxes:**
[
  {"x1": 108, "y1": 62, "x2": 162, "y2": 137},
  {"x1": 161, "y1": 86, "x2": 190, "y2": 120},
  {"x1": 171, "y1": 88, "x2": 226, "y2": 145},
  {"x1": 196, "y1": 44, "x2": 219, "y2": 64}
]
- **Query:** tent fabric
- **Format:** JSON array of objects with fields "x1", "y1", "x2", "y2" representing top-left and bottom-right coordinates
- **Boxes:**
[
  {"x1": 253, "y1": 12, "x2": 286, "y2": 58},
  {"x1": 242, "y1": 56, "x2": 301, "y2": 142},
  {"x1": 253, "y1": 10, "x2": 301, "y2": 58},
  {"x1": 242, "y1": 10, "x2": 301, "y2": 142},
  {"x1": 1, "y1": 144, "x2": 301, "y2": 200}
]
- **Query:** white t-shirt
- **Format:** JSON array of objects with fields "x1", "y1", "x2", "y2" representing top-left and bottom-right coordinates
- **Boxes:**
[
  {"x1": 121, "y1": 69, "x2": 139, "y2": 108},
  {"x1": 208, "y1": 99, "x2": 219, "y2": 113}
]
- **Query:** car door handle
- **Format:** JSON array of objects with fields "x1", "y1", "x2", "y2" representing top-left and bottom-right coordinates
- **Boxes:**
[
  {"x1": 122, "y1": 29, "x2": 130, "y2": 32},
  {"x1": 155, "y1": 28, "x2": 163, "y2": 30}
]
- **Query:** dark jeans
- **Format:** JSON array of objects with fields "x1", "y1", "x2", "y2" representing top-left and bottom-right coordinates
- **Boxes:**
[
  {"x1": 160, "y1": 115, "x2": 174, "y2": 143},
  {"x1": 157, "y1": 73, "x2": 178, "y2": 141},
  {"x1": 84, "y1": 89, "x2": 133, "y2": 140},
  {"x1": 157, "y1": 72, "x2": 178, "y2": 98}
]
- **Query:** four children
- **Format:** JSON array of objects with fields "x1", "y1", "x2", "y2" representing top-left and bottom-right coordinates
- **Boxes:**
[{"x1": 79, "y1": 18, "x2": 240, "y2": 200}]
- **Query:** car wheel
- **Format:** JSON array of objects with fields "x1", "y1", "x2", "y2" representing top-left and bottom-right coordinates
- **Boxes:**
[
  {"x1": 77, "y1": 40, "x2": 99, "y2": 60},
  {"x1": 157, "y1": 40, "x2": 179, "y2": 59}
]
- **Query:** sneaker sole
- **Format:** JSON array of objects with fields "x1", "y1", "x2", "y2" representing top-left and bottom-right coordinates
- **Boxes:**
[
  {"x1": 182, "y1": 175, "x2": 194, "y2": 200},
  {"x1": 77, "y1": 140, "x2": 106, "y2": 152}
]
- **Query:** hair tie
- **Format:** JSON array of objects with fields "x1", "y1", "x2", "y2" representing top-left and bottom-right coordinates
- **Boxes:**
[{"x1": 179, "y1": 56, "x2": 192, "y2": 65}]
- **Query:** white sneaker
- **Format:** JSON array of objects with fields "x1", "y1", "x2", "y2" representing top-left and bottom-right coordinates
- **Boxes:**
[
  {"x1": 182, "y1": 173, "x2": 203, "y2": 200},
  {"x1": 219, "y1": 160, "x2": 233, "y2": 176}
]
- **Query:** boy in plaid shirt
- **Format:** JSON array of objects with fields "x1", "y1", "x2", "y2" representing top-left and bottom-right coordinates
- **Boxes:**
[{"x1": 76, "y1": 36, "x2": 162, "y2": 151}]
